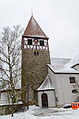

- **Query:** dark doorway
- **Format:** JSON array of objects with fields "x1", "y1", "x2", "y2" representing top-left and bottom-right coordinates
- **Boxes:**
[{"x1": 41, "y1": 93, "x2": 48, "y2": 107}]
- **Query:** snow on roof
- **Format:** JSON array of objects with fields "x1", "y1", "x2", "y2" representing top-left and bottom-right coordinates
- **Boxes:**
[
  {"x1": 65, "y1": 54, "x2": 79, "y2": 68},
  {"x1": 48, "y1": 55, "x2": 79, "y2": 74},
  {"x1": 51, "y1": 58, "x2": 71, "y2": 65},
  {"x1": 48, "y1": 64, "x2": 79, "y2": 74},
  {"x1": 37, "y1": 74, "x2": 55, "y2": 91},
  {"x1": 23, "y1": 16, "x2": 48, "y2": 38}
]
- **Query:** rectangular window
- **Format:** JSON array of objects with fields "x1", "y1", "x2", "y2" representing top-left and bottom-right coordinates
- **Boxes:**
[
  {"x1": 69, "y1": 77, "x2": 75, "y2": 83},
  {"x1": 40, "y1": 40, "x2": 44, "y2": 46},
  {"x1": 28, "y1": 39, "x2": 32, "y2": 45},
  {"x1": 34, "y1": 51, "x2": 39, "y2": 56},
  {"x1": 37, "y1": 51, "x2": 39, "y2": 56},
  {"x1": 34, "y1": 52, "x2": 36, "y2": 55}
]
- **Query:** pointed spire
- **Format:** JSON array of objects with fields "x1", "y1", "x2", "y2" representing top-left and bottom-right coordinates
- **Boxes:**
[
  {"x1": 31, "y1": 10, "x2": 33, "y2": 17},
  {"x1": 23, "y1": 16, "x2": 48, "y2": 38}
]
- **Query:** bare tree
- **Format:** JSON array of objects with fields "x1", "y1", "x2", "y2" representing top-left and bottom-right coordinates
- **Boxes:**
[
  {"x1": 73, "y1": 80, "x2": 79, "y2": 102},
  {"x1": 73, "y1": 81, "x2": 79, "y2": 92},
  {"x1": 0, "y1": 25, "x2": 23, "y2": 116}
]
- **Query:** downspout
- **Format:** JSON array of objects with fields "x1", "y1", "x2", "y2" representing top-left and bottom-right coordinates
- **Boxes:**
[{"x1": 54, "y1": 90, "x2": 57, "y2": 107}]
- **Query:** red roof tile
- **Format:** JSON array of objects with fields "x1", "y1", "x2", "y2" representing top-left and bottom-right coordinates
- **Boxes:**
[{"x1": 23, "y1": 16, "x2": 47, "y2": 38}]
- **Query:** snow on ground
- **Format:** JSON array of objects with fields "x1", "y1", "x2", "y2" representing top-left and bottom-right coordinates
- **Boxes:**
[{"x1": 0, "y1": 105, "x2": 79, "y2": 119}]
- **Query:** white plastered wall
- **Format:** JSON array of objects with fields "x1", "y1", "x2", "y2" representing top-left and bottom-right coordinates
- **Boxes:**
[
  {"x1": 47, "y1": 67, "x2": 79, "y2": 107},
  {"x1": 55, "y1": 74, "x2": 79, "y2": 107},
  {"x1": 48, "y1": 67, "x2": 58, "y2": 96},
  {"x1": 38, "y1": 90, "x2": 56, "y2": 107}
]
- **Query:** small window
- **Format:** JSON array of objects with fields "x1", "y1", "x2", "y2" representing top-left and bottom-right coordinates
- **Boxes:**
[
  {"x1": 34, "y1": 52, "x2": 36, "y2": 55},
  {"x1": 28, "y1": 39, "x2": 32, "y2": 45},
  {"x1": 69, "y1": 77, "x2": 75, "y2": 83},
  {"x1": 72, "y1": 89, "x2": 78, "y2": 93},
  {"x1": 56, "y1": 97, "x2": 58, "y2": 102},
  {"x1": 34, "y1": 51, "x2": 39, "y2": 56},
  {"x1": 37, "y1": 51, "x2": 39, "y2": 56},
  {"x1": 40, "y1": 40, "x2": 44, "y2": 46}
]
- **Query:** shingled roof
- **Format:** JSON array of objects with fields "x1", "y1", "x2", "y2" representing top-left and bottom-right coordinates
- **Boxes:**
[{"x1": 23, "y1": 16, "x2": 48, "y2": 38}]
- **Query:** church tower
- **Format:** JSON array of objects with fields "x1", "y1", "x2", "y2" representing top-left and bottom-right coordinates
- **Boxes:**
[{"x1": 21, "y1": 16, "x2": 50, "y2": 105}]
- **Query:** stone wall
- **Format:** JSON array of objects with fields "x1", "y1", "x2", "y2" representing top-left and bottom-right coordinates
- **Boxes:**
[
  {"x1": 21, "y1": 49, "x2": 50, "y2": 105},
  {"x1": 0, "y1": 104, "x2": 23, "y2": 115}
]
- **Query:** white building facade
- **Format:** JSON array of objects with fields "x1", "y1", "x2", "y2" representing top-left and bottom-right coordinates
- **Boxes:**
[
  {"x1": 37, "y1": 55, "x2": 79, "y2": 107},
  {"x1": 37, "y1": 75, "x2": 56, "y2": 107}
]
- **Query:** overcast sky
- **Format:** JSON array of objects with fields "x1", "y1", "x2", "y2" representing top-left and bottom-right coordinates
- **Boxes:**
[{"x1": 0, "y1": 0, "x2": 79, "y2": 58}]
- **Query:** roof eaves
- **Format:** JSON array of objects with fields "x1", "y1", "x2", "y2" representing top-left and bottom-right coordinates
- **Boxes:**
[
  {"x1": 0, "y1": 89, "x2": 20, "y2": 93},
  {"x1": 47, "y1": 64, "x2": 79, "y2": 74},
  {"x1": 71, "y1": 64, "x2": 79, "y2": 68},
  {"x1": 22, "y1": 35, "x2": 49, "y2": 39},
  {"x1": 37, "y1": 89, "x2": 55, "y2": 92},
  {"x1": 47, "y1": 64, "x2": 55, "y2": 74},
  {"x1": 55, "y1": 72, "x2": 79, "y2": 74}
]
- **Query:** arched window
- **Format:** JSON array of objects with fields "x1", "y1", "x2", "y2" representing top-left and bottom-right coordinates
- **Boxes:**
[{"x1": 41, "y1": 93, "x2": 48, "y2": 107}]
